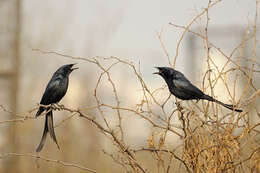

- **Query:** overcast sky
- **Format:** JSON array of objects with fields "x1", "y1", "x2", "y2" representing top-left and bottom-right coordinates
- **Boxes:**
[{"x1": 22, "y1": 0, "x2": 257, "y2": 68}]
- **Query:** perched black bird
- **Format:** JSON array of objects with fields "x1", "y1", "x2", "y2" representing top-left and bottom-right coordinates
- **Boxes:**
[
  {"x1": 35, "y1": 64, "x2": 78, "y2": 152},
  {"x1": 154, "y1": 67, "x2": 242, "y2": 112}
]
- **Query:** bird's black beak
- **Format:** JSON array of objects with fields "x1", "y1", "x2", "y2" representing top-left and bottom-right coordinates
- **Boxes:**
[
  {"x1": 153, "y1": 67, "x2": 161, "y2": 75},
  {"x1": 70, "y1": 63, "x2": 79, "y2": 71}
]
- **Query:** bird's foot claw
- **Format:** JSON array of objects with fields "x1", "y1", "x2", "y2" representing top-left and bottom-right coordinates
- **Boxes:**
[{"x1": 59, "y1": 104, "x2": 65, "y2": 109}]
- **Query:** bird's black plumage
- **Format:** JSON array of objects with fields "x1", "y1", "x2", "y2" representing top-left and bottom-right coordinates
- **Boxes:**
[
  {"x1": 36, "y1": 64, "x2": 78, "y2": 152},
  {"x1": 154, "y1": 67, "x2": 242, "y2": 112}
]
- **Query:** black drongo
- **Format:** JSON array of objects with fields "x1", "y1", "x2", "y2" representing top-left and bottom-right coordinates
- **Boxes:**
[
  {"x1": 36, "y1": 63, "x2": 78, "y2": 152},
  {"x1": 154, "y1": 67, "x2": 242, "y2": 112}
]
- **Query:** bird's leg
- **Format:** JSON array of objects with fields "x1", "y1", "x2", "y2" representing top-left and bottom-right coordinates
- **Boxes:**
[
  {"x1": 56, "y1": 103, "x2": 65, "y2": 111},
  {"x1": 175, "y1": 101, "x2": 184, "y2": 113},
  {"x1": 50, "y1": 103, "x2": 57, "y2": 111},
  {"x1": 175, "y1": 100, "x2": 183, "y2": 108},
  {"x1": 54, "y1": 103, "x2": 58, "y2": 110},
  {"x1": 59, "y1": 104, "x2": 65, "y2": 110},
  {"x1": 175, "y1": 101, "x2": 180, "y2": 107}
]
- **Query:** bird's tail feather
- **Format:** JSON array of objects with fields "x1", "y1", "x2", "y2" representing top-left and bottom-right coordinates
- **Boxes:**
[
  {"x1": 202, "y1": 95, "x2": 242, "y2": 113},
  {"x1": 36, "y1": 111, "x2": 49, "y2": 152},
  {"x1": 47, "y1": 110, "x2": 60, "y2": 150},
  {"x1": 36, "y1": 109, "x2": 60, "y2": 152}
]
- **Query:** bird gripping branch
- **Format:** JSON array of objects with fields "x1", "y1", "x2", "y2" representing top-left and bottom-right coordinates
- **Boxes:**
[
  {"x1": 36, "y1": 63, "x2": 78, "y2": 152},
  {"x1": 154, "y1": 67, "x2": 242, "y2": 112}
]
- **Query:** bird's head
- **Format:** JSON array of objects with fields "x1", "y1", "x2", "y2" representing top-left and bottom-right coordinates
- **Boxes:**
[
  {"x1": 153, "y1": 67, "x2": 176, "y2": 79},
  {"x1": 55, "y1": 63, "x2": 79, "y2": 76}
]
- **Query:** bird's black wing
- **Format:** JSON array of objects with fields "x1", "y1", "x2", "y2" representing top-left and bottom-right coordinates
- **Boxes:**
[
  {"x1": 40, "y1": 78, "x2": 66, "y2": 105},
  {"x1": 36, "y1": 80, "x2": 61, "y2": 117},
  {"x1": 173, "y1": 76, "x2": 204, "y2": 99}
]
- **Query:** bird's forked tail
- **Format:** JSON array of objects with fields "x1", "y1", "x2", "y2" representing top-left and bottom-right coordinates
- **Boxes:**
[
  {"x1": 36, "y1": 109, "x2": 60, "y2": 152},
  {"x1": 202, "y1": 94, "x2": 242, "y2": 113}
]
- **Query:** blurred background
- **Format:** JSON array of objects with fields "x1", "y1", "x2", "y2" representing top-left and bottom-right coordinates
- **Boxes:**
[{"x1": 0, "y1": 0, "x2": 259, "y2": 172}]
